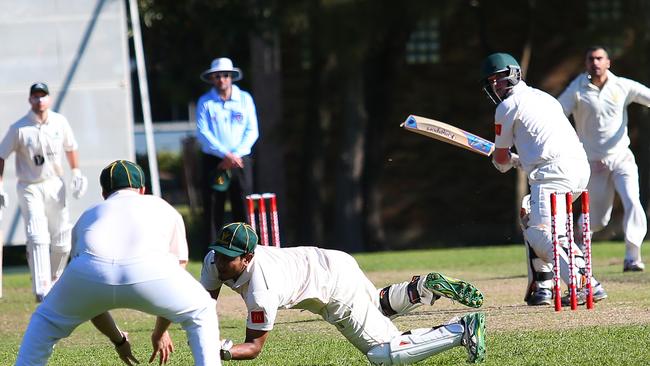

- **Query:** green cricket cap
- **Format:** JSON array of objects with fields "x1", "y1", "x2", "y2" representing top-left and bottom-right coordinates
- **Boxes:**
[
  {"x1": 100, "y1": 160, "x2": 146, "y2": 195},
  {"x1": 211, "y1": 169, "x2": 231, "y2": 192},
  {"x1": 209, "y1": 222, "x2": 258, "y2": 258}
]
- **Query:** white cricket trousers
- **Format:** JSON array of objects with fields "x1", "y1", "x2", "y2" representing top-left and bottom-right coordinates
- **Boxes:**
[
  {"x1": 18, "y1": 177, "x2": 72, "y2": 297},
  {"x1": 524, "y1": 158, "x2": 590, "y2": 288},
  {"x1": 588, "y1": 149, "x2": 647, "y2": 249},
  {"x1": 15, "y1": 256, "x2": 220, "y2": 366},
  {"x1": 317, "y1": 250, "x2": 401, "y2": 353}
]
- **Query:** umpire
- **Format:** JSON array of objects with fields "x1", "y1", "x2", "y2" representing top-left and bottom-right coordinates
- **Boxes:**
[{"x1": 196, "y1": 57, "x2": 259, "y2": 247}]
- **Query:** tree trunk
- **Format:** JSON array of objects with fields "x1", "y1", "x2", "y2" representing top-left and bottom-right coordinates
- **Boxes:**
[
  {"x1": 334, "y1": 75, "x2": 366, "y2": 252},
  {"x1": 249, "y1": 32, "x2": 289, "y2": 243},
  {"x1": 296, "y1": 0, "x2": 327, "y2": 244}
]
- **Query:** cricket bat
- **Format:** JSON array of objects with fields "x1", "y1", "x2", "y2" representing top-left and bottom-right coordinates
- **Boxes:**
[{"x1": 400, "y1": 115, "x2": 495, "y2": 157}]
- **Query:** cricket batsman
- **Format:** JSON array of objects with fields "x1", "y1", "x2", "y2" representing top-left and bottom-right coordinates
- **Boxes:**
[
  {"x1": 481, "y1": 52, "x2": 608, "y2": 306},
  {"x1": 0, "y1": 82, "x2": 88, "y2": 302}
]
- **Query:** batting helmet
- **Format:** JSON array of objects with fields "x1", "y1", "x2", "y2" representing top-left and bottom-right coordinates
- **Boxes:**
[{"x1": 480, "y1": 53, "x2": 521, "y2": 104}]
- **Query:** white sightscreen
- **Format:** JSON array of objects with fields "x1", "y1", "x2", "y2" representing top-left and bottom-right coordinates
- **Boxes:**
[{"x1": 0, "y1": 0, "x2": 134, "y2": 245}]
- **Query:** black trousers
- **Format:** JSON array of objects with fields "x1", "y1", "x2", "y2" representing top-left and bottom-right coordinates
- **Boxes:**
[{"x1": 201, "y1": 153, "x2": 253, "y2": 249}]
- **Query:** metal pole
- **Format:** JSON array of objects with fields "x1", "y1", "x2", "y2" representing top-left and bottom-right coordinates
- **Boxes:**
[
  {"x1": 127, "y1": 0, "x2": 161, "y2": 196},
  {"x1": 0, "y1": 230, "x2": 3, "y2": 298}
]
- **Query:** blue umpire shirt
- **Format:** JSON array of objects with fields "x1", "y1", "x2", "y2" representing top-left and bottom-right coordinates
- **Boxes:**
[{"x1": 196, "y1": 84, "x2": 259, "y2": 158}]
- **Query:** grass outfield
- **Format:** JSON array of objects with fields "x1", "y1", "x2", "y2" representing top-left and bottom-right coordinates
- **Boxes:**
[{"x1": 0, "y1": 241, "x2": 648, "y2": 365}]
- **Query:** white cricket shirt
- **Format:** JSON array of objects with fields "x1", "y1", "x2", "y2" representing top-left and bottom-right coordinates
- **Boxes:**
[
  {"x1": 201, "y1": 246, "x2": 356, "y2": 331},
  {"x1": 70, "y1": 190, "x2": 189, "y2": 284},
  {"x1": 557, "y1": 71, "x2": 650, "y2": 160},
  {"x1": 0, "y1": 110, "x2": 78, "y2": 183},
  {"x1": 494, "y1": 81, "x2": 587, "y2": 174}
]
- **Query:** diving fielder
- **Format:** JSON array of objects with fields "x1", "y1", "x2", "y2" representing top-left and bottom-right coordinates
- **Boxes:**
[
  {"x1": 480, "y1": 53, "x2": 607, "y2": 306},
  {"x1": 202, "y1": 222, "x2": 486, "y2": 365},
  {"x1": 558, "y1": 46, "x2": 650, "y2": 272},
  {"x1": 16, "y1": 160, "x2": 220, "y2": 366},
  {"x1": 0, "y1": 82, "x2": 88, "y2": 301}
]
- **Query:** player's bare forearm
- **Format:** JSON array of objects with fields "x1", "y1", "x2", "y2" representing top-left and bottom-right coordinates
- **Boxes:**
[
  {"x1": 152, "y1": 316, "x2": 172, "y2": 336},
  {"x1": 90, "y1": 312, "x2": 124, "y2": 344},
  {"x1": 66, "y1": 150, "x2": 80, "y2": 170},
  {"x1": 230, "y1": 328, "x2": 269, "y2": 360},
  {"x1": 493, "y1": 148, "x2": 511, "y2": 164}
]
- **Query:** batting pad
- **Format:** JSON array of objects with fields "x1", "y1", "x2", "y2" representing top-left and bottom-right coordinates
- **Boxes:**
[
  {"x1": 50, "y1": 227, "x2": 72, "y2": 281},
  {"x1": 367, "y1": 324, "x2": 463, "y2": 365},
  {"x1": 29, "y1": 244, "x2": 52, "y2": 297}
]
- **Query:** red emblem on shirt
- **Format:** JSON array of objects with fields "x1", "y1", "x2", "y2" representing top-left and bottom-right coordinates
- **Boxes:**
[
  {"x1": 495, "y1": 124, "x2": 502, "y2": 136},
  {"x1": 251, "y1": 311, "x2": 265, "y2": 324}
]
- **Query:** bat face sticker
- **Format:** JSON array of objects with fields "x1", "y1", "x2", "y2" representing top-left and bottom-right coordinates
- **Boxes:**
[{"x1": 402, "y1": 115, "x2": 495, "y2": 156}]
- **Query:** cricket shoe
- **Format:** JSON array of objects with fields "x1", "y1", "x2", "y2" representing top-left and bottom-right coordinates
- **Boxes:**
[
  {"x1": 424, "y1": 272, "x2": 484, "y2": 308},
  {"x1": 526, "y1": 288, "x2": 552, "y2": 306},
  {"x1": 461, "y1": 312, "x2": 486, "y2": 363},
  {"x1": 561, "y1": 283, "x2": 608, "y2": 306},
  {"x1": 623, "y1": 260, "x2": 645, "y2": 272}
]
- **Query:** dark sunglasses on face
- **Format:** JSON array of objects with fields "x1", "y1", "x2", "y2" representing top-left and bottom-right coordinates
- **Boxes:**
[{"x1": 210, "y1": 72, "x2": 231, "y2": 80}]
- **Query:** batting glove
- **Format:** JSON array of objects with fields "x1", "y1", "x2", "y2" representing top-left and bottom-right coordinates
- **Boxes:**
[
  {"x1": 491, "y1": 152, "x2": 521, "y2": 173},
  {"x1": 70, "y1": 168, "x2": 88, "y2": 199},
  {"x1": 510, "y1": 153, "x2": 522, "y2": 169}
]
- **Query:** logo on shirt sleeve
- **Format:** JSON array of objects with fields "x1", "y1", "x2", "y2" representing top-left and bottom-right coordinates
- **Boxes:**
[
  {"x1": 251, "y1": 311, "x2": 265, "y2": 324},
  {"x1": 495, "y1": 124, "x2": 502, "y2": 136}
]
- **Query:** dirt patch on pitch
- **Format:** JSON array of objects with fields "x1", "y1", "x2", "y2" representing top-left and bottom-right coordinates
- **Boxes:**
[
  {"x1": 367, "y1": 270, "x2": 650, "y2": 333},
  {"x1": 213, "y1": 269, "x2": 650, "y2": 334}
]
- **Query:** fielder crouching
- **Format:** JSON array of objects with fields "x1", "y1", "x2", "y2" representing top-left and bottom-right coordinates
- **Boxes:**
[
  {"x1": 202, "y1": 222, "x2": 487, "y2": 364},
  {"x1": 15, "y1": 160, "x2": 220, "y2": 366}
]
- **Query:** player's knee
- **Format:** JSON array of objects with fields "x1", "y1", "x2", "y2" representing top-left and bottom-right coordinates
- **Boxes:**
[
  {"x1": 50, "y1": 243, "x2": 71, "y2": 254},
  {"x1": 525, "y1": 226, "x2": 554, "y2": 262},
  {"x1": 27, "y1": 228, "x2": 50, "y2": 247},
  {"x1": 51, "y1": 227, "x2": 72, "y2": 249}
]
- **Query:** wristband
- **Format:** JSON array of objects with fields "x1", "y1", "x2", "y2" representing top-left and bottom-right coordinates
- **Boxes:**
[
  {"x1": 112, "y1": 333, "x2": 127, "y2": 347},
  {"x1": 220, "y1": 348, "x2": 232, "y2": 361},
  {"x1": 220, "y1": 338, "x2": 233, "y2": 360}
]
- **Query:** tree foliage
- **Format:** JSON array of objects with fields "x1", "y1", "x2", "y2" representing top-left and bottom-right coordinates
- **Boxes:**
[{"x1": 137, "y1": 0, "x2": 650, "y2": 250}]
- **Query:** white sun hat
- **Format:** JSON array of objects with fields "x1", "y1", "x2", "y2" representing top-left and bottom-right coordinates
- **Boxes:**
[{"x1": 200, "y1": 57, "x2": 243, "y2": 83}]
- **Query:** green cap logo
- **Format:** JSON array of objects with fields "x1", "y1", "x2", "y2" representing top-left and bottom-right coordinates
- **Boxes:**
[
  {"x1": 209, "y1": 222, "x2": 258, "y2": 258},
  {"x1": 211, "y1": 169, "x2": 231, "y2": 192}
]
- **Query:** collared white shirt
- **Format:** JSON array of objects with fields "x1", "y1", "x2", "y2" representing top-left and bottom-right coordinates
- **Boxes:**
[
  {"x1": 558, "y1": 70, "x2": 650, "y2": 160},
  {"x1": 195, "y1": 84, "x2": 259, "y2": 158},
  {"x1": 0, "y1": 110, "x2": 77, "y2": 183},
  {"x1": 494, "y1": 81, "x2": 587, "y2": 174},
  {"x1": 201, "y1": 246, "x2": 347, "y2": 331}
]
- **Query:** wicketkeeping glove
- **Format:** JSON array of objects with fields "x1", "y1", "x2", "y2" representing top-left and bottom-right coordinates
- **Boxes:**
[{"x1": 70, "y1": 168, "x2": 88, "y2": 199}]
